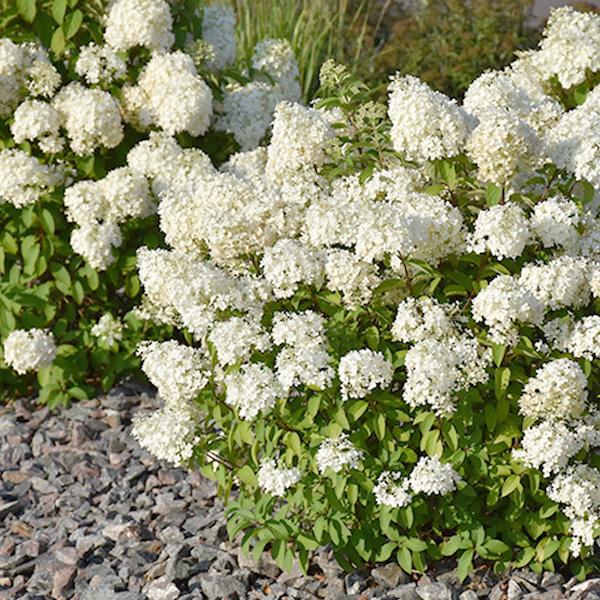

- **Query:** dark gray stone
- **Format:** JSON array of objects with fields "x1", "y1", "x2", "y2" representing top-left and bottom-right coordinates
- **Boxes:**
[{"x1": 372, "y1": 563, "x2": 410, "y2": 588}]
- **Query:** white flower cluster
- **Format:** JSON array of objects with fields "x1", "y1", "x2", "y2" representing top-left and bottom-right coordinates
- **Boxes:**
[
  {"x1": 64, "y1": 167, "x2": 153, "y2": 269},
  {"x1": 3, "y1": 329, "x2": 57, "y2": 374},
  {"x1": 374, "y1": 457, "x2": 461, "y2": 508},
  {"x1": 272, "y1": 311, "x2": 334, "y2": 391},
  {"x1": 388, "y1": 74, "x2": 471, "y2": 162},
  {"x1": 257, "y1": 459, "x2": 301, "y2": 497},
  {"x1": 137, "y1": 340, "x2": 208, "y2": 406},
  {"x1": 544, "y1": 315, "x2": 600, "y2": 360},
  {"x1": 0, "y1": 149, "x2": 62, "y2": 208},
  {"x1": 201, "y1": 4, "x2": 237, "y2": 71},
  {"x1": 208, "y1": 316, "x2": 271, "y2": 367},
  {"x1": 75, "y1": 43, "x2": 127, "y2": 85},
  {"x1": 225, "y1": 363, "x2": 283, "y2": 420},
  {"x1": 132, "y1": 404, "x2": 199, "y2": 467},
  {"x1": 217, "y1": 40, "x2": 301, "y2": 150},
  {"x1": 91, "y1": 314, "x2": 124, "y2": 346},
  {"x1": 316, "y1": 434, "x2": 363, "y2": 474},
  {"x1": 338, "y1": 349, "x2": 394, "y2": 400},
  {"x1": 11, "y1": 99, "x2": 63, "y2": 153}
]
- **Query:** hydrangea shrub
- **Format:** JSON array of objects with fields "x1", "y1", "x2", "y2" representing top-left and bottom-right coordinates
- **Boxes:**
[
  {"x1": 130, "y1": 7, "x2": 600, "y2": 579},
  {"x1": 0, "y1": 0, "x2": 302, "y2": 405}
]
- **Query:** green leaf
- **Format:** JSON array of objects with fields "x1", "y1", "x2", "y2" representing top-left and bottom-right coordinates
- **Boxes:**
[
  {"x1": 17, "y1": 0, "x2": 36, "y2": 22},
  {"x1": 501, "y1": 474, "x2": 521, "y2": 497},
  {"x1": 491, "y1": 344, "x2": 506, "y2": 367},
  {"x1": 373, "y1": 413, "x2": 385, "y2": 441},
  {"x1": 63, "y1": 9, "x2": 83, "y2": 38},
  {"x1": 365, "y1": 326, "x2": 380, "y2": 351},
  {"x1": 237, "y1": 465, "x2": 256, "y2": 487},
  {"x1": 397, "y1": 546, "x2": 412, "y2": 573},
  {"x1": 52, "y1": 0, "x2": 66, "y2": 23},
  {"x1": 51, "y1": 27, "x2": 65, "y2": 54},
  {"x1": 457, "y1": 548, "x2": 474, "y2": 582},
  {"x1": 485, "y1": 184, "x2": 502, "y2": 207}
]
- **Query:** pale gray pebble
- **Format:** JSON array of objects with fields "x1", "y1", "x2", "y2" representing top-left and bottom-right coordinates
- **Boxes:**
[{"x1": 0, "y1": 392, "x2": 598, "y2": 600}]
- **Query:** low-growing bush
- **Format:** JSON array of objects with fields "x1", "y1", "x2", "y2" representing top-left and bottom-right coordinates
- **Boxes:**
[
  {"x1": 125, "y1": 6, "x2": 600, "y2": 580},
  {"x1": 0, "y1": 0, "x2": 305, "y2": 405}
]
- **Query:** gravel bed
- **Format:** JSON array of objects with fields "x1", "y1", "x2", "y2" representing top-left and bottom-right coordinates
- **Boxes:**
[{"x1": 1, "y1": 391, "x2": 599, "y2": 600}]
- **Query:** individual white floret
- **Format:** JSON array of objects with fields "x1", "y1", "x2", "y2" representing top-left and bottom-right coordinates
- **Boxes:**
[
  {"x1": 225, "y1": 363, "x2": 283, "y2": 420},
  {"x1": 0, "y1": 149, "x2": 62, "y2": 208},
  {"x1": 316, "y1": 434, "x2": 363, "y2": 473},
  {"x1": 373, "y1": 471, "x2": 412, "y2": 508},
  {"x1": 137, "y1": 340, "x2": 208, "y2": 405},
  {"x1": 257, "y1": 459, "x2": 301, "y2": 496},
  {"x1": 518, "y1": 358, "x2": 588, "y2": 421},
  {"x1": 469, "y1": 203, "x2": 531, "y2": 260},
  {"x1": 388, "y1": 74, "x2": 471, "y2": 162},
  {"x1": 3, "y1": 329, "x2": 57, "y2": 374},
  {"x1": 104, "y1": 0, "x2": 174, "y2": 51},
  {"x1": 132, "y1": 404, "x2": 198, "y2": 466},
  {"x1": 338, "y1": 349, "x2": 394, "y2": 400},
  {"x1": 408, "y1": 456, "x2": 461, "y2": 495}
]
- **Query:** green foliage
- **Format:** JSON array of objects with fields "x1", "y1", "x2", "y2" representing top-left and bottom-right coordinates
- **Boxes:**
[
  {"x1": 370, "y1": 0, "x2": 538, "y2": 98},
  {"x1": 188, "y1": 68, "x2": 600, "y2": 580}
]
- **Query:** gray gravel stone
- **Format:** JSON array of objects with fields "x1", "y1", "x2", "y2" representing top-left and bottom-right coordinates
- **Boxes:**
[
  {"x1": 200, "y1": 573, "x2": 248, "y2": 599},
  {"x1": 372, "y1": 563, "x2": 410, "y2": 588},
  {"x1": 416, "y1": 582, "x2": 456, "y2": 600}
]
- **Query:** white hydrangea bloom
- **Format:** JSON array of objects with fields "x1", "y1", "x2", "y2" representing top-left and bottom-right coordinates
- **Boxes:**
[
  {"x1": 373, "y1": 471, "x2": 412, "y2": 508},
  {"x1": 70, "y1": 223, "x2": 123, "y2": 270},
  {"x1": 391, "y1": 297, "x2": 455, "y2": 344},
  {"x1": 26, "y1": 58, "x2": 61, "y2": 98},
  {"x1": 403, "y1": 334, "x2": 490, "y2": 415},
  {"x1": 208, "y1": 316, "x2": 271, "y2": 366},
  {"x1": 466, "y1": 110, "x2": 542, "y2": 185},
  {"x1": 547, "y1": 464, "x2": 600, "y2": 520},
  {"x1": 10, "y1": 99, "x2": 63, "y2": 153},
  {"x1": 338, "y1": 349, "x2": 394, "y2": 400},
  {"x1": 104, "y1": 0, "x2": 174, "y2": 51},
  {"x1": 463, "y1": 69, "x2": 563, "y2": 134},
  {"x1": 275, "y1": 346, "x2": 334, "y2": 391},
  {"x1": 569, "y1": 516, "x2": 598, "y2": 558},
  {"x1": 225, "y1": 363, "x2": 282, "y2": 420},
  {"x1": 100, "y1": 167, "x2": 154, "y2": 223},
  {"x1": 132, "y1": 404, "x2": 198, "y2": 466},
  {"x1": 217, "y1": 81, "x2": 284, "y2": 150},
  {"x1": 544, "y1": 315, "x2": 600, "y2": 361},
  {"x1": 471, "y1": 274, "x2": 543, "y2": 344},
  {"x1": 75, "y1": 43, "x2": 127, "y2": 85},
  {"x1": 252, "y1": 38, "x2": 301, "y2": 102},
  {"x1": 0, "y1": 149, "x2": 62, "y2": 207},
  {"x1": 64, "y1": 180, "x2": 107, "y2": 227},
  {"x1": 513, "y1": 421, "x2": 585, "y2": 477},
  {"x1": 91, "y1": 314, "x2": 123, "y2": 345},
  {"x1": 257, "y1": 459, "x2": 301, "y2": 496},
  {"x1": 531, "y1": 196, "x2": 580, "y2": 249},
  {"x1": 520, "y1": 256, "x2": 591, "y2": 312},
  {"x1": 408, "y1": 456, "x2": 461, "y2": 495},
  {"x1": 469, "y1": 203, "x2": 531, "y2": 260},
  {"x1": 3, "y1": 329, "x2": 57, "y2": 374},
  {"x1": 518, "y1": 358, "x2": 588, "y2": 421},
  {"x1": 316, "y1": 434, "x2": 363, "y2": 474},
  {"x1": 271, "y1": 311, "x2": 327, "y2": 348},
  {"x1": 127, "y1": 132, "x2": 183, "y2": 182},
  {"x1": 261, "y1": 239, "x2": 324, "y2": 298},
  {"x1": 531, "y1": 6, "x2": 600, "y2": 89},
  {"x1": 129, "y1": 52, "x2": 213, "y2": 137},
  {"x1": 137, "y1": 340, "x2": 208, "y2": 405},
  {"x1": 324, "y1": 249, "x2": 381, "y2": 306},
  {"x1": 388, "y1": 74, "x2": 471, "y2": 162},
  {"x1": 52, "y1": 83, "x2": 124, "y2": 155},
  {"x1": 544, "y1": 87, "x2": 600, "y2": 188},
  {"x1": 266, "y1": 102, "x2": 335, "y2": 181},
  {"x1": 201, "y1": 4, "x2": 236, "y2": 71}
]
